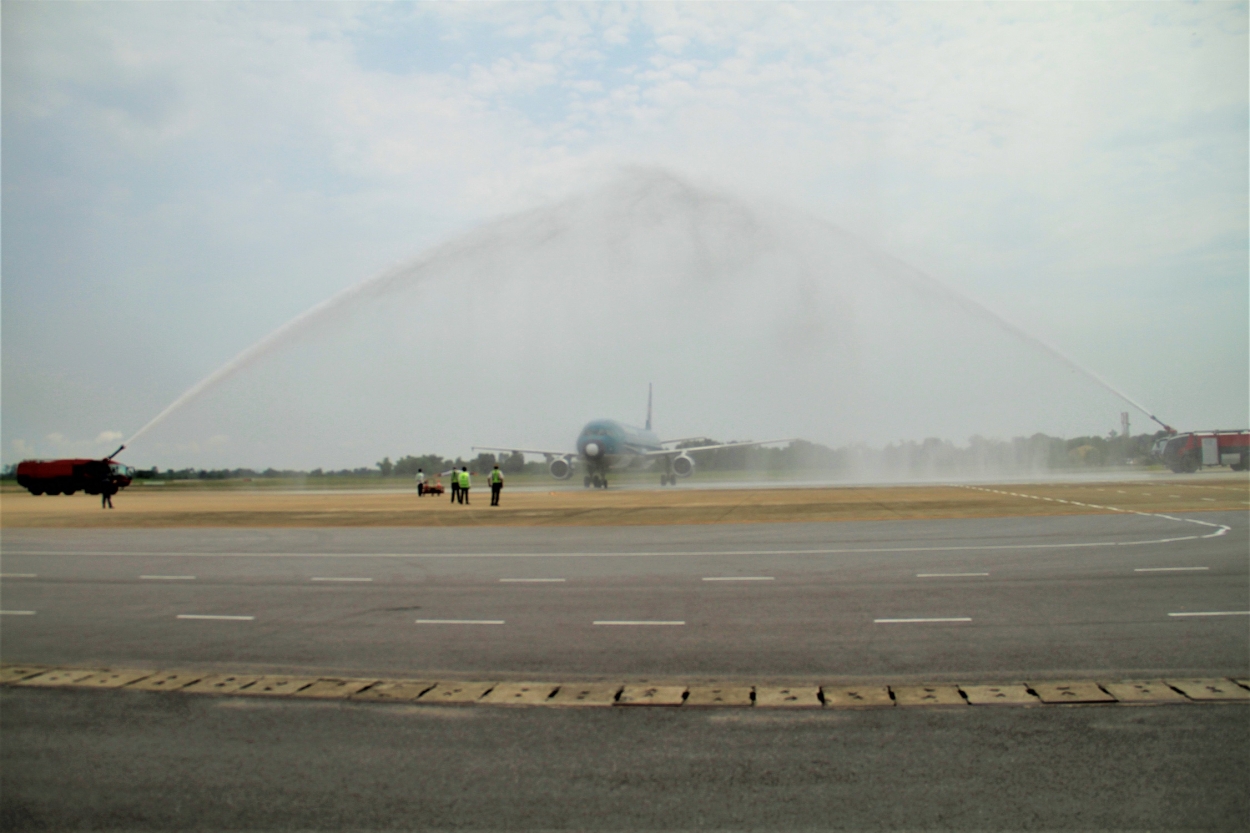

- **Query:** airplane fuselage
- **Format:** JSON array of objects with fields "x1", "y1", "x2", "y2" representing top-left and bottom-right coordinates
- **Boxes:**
[{"x1": 576, "y1": 419, "x2": 663, "y2": 475}]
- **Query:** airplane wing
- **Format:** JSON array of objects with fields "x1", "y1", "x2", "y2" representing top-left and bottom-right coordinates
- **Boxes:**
[
  {"x1": 471, "y1": 445, "x2": 573, "y2": 458},
  {"x1": 659, "y1": 436, "x2": 714, "y2": 445},
  {"x1": 643, "y1": 438, "x2": 796, "y2": 457}
]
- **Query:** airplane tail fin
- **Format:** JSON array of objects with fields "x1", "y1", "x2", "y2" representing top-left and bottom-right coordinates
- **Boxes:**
[{"x1": 646, "y1": 383, "x2": 653, "y2": 432}]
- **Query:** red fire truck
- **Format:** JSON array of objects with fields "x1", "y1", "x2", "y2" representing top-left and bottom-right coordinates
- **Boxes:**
[
  {"x1": 1153, "y1": 430, "x2": 1250, "y2": 473},
  {"x1": 15, "y1": 451, "x2": 134, "y2": 496}
]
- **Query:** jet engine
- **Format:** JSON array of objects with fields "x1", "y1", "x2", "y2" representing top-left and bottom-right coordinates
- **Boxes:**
[
  {"x1": 548, "y1": 457, "x2": 575, "y2": 480},
  {"x1": 671, "y1": 454, "x2": 695, "y2": 478}
]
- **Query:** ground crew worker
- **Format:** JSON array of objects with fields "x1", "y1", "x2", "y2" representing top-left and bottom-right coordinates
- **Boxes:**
[
  {"x1": 448, "y1": 468, "x2": 460, "y2": 504},
  {"x1": 489, "y1": 464, "x2": 504, "y2": 506},
  {"x1": 415, "y1": 468, "x2": 425, "y2": 497},
  {"x1": 458, "y1": 466, "x2": 471, "y2": 504},
  {"x1": 101, "y1": 479, "x2": 115, "y2": 509}
]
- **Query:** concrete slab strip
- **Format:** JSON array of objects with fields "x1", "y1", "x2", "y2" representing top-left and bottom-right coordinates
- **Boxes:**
[
  {"x1": 416, "y1": 682, "x2": 497, "y2": 704},
  {"x1": 182, "y1": 674, "x2": 265, "y2": 695},
  {"x1": 126, "y1": 672, "x2": 205, "y2": 692},
  {"x1": 294, "y1": 679, "x2": 377, "y2": 699},
  {"x1": 1029, "y1": 681, "x2": 1116, "y2": 704},
  {"x1": 13, "y1": 668, "x2": 103, "y2": 687},
  {"x1": 755, "y1": 686, "x2": 822, "y2": 708},
  {"x1": 73, "y1": 669, "x2": 155, "y2": 689},
  {"x1": 349, "y1": 680, "x2": 435, "y2": 702},
  {"x1": 0, "y1": 665, "x2": 49, "y2": 683},
  {"x1": 237, "y1": 677, "x2": 317, "y2": 697},
  {"x1": 480, "y1": 683, "x2": 559, "y2": 706},
  {"x1": 1166, "y1": 679, "x2": 1250, "y2": 702},
  {"x1": 684, "y1": 686, "x2": 754, "y2": 707},
  {"x1": 617, "y1": 685, "x2": 687, "y2": 706},
  {"x1": 1101, "y1": 681, "x2": 1189, "y2": 704},
  {"x1": 822, "y1": 685, "x2": 894, "y2": 708},
  {"x1": 892, "y1": 685, "x2": 966, "y2": 707},
  {"x1": 960, "y1": 684, "x2": 1039, "y2": 706},
  {"x1": 547, "y1": 684, "x2": 622, "y2": 707}
]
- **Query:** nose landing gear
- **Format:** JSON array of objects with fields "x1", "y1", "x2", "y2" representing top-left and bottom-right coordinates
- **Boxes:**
[{"x1": 585, "y1": 475, "x2": 608, "y2": 489}]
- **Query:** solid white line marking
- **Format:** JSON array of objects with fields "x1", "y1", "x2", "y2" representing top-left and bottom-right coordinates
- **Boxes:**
[
  {"x1": 310, "y1": 577, "x2": 372, "y2": 582},
  {"x1": 415, "y1": 619, "x2": 504, "y2": 625},
  {"x1": 1167, "y1": 611, "x2": 1250, "y2": 618},
  {"x1": 916, "y1": 572, "x2": 990, "y2": 578},
  {"x1": 0, "y1": 573, "x2": 37, "y2": 578},
  {"x1": 0, "y1": 610, "x2": 36, "y2": 616},
  {"x1": 499, "y1": 578, "x2": 565, "y2": 583},
  {"x1": 1134, "y1": 567, "x2": 1208, "y2": 573},
  {"x1": 593, "y1": 620, "x2": 685, "y2": 626},
  {"x1": 141, "y1": 575, "x2": 196, "y2": 580},
  {"x1": 875, "y1": 617, "x2": 972, "y2": 623},
  {"x1": 702, "y1": 576, "x2": 774, "y2": 581},
  {"x1": 176, "y1": 614, "x2": 254, "y2": 621}
]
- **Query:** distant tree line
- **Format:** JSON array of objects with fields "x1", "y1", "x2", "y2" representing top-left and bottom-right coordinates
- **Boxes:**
[
  {"x1": 678, "y1": 431, "x2": 1166, "y2": 476},
  {"x1": 0, "y1": 431, "x2": 1170, "y2": 481}
]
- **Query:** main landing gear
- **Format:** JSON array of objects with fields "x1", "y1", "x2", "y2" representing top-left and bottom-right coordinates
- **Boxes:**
[
  {"x1": 584, "y1": 475, "x2": 608, "y2": 489},
  {"x1": 659, "y1": 474, "x2": 677, "y2": 486}
]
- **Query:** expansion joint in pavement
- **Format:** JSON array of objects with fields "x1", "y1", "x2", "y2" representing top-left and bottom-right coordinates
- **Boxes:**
[{"x1": 3, "y1": 665, "x2": 1248, "y2": 708}]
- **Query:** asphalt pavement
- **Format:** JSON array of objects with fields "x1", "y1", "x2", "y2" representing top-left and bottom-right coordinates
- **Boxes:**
[
  {"x1": 2, "y1": 511, "x2": 1246, "y2": 682},
  {"x1": 3, "y1": 686, "x2": 1248, "y2": 831}
]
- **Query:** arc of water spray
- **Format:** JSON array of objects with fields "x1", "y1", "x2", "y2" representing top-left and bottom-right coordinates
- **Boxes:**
[
  {"x1": 122, "y1": 176, "x2": 1174, "y2": 454},
  {"x1": 868, "y1": 243, "x2": 1175, "y2": 434},
  {"x1": 122, "y1": 253, "x2": 445, "y2": 449}
]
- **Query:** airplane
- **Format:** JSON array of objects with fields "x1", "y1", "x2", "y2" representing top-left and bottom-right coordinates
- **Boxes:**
[{"x1": 473, "y1": 385, "x2": 793, "y2": 488}]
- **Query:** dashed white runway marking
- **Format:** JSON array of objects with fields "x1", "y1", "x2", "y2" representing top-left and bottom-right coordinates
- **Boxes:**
[
  {"x1": 310, "y1": 577, "x2": 372, "y2": 582},
  {"x1": 916, "y1": 572, "x2": 989, "y2": 578},
  {"x1": 594, "y1": 620, "x2": 685, "y2": 626},
  {"x1": 415, "y1": 619, "x2": 504, "y2": 625},
  {"x1": 499, "y1": 578, "x2": 565, "y2": 583},
  {"x1": 1167, "y1": 611, "x2": 1250, "y2": 618},
  {"x1": 875, "y1": 617, "x2": 972, "y2": 624},
  {"x1": 702, "y1": 576, "x2": 774, "y2": 581},
  {"x1": 0, "y1": 610, "x2": 36, "y2": 616},
  {"x1": 958, "y1": 485, "x2": 1232, "y2": 542},
  {"x1": 176, "y1": 614, "x2": 253, "y2": 621},
  {"x1": 0, "y1": 573, "x2": 37, "y2": 578},
  {"x1": 141, "y1": 575, "x2": 196, "y2": 580},
  {"x1": 1134, "y1": 567, "x2": 1208, "y2": 573}
]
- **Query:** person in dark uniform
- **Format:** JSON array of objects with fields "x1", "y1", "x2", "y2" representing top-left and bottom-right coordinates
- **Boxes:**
[
  {"x1": 101, "y1": 479, "x2": 115, "y2": 509},
  {"x1": 449, "y1": 467, "x2": 460, "y2": 504},
  {"x1": 489, "y1": 464, "x2": 504, "y2": 506}
]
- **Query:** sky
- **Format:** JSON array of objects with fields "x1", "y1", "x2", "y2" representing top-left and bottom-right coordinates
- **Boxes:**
[{"x1": 2, "y1": 1, "x2": 1247, "y2": 470}]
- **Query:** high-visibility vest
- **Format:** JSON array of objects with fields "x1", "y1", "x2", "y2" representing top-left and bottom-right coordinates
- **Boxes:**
[
  {"x1": 458, "y1": 471, "x2": 470, "y2": 488},
  {"x1": 490, "y1": 469, "x2": 503, "y2": 484}
]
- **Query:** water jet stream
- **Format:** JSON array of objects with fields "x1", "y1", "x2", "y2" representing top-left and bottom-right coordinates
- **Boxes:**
[{"x1": 122, "y1": 172, "x2": 1173, "y2": 452}]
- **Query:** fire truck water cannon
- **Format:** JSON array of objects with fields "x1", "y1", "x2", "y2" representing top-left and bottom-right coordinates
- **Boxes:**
[{"x1": 15, "y1": 445, "x2": 135, "y2": 496}]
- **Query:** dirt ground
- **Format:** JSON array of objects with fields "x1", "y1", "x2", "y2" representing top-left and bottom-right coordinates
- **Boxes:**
[{"x1": 2, "y1": 475, "x2": 1246, "y2": 528}]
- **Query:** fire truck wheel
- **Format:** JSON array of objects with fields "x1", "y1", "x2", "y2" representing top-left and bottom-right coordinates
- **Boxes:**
[
  {"x1": 1180, "y1": 453, "x2": 1199, "y2": 473},
  {"x1": 28, "y1": 487, "x2": 42, "y2": 496}
]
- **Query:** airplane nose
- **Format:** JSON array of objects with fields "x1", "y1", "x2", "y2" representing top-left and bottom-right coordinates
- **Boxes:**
[{"x1": 584, "y1": 442, "x2": 601, "y2": 458}]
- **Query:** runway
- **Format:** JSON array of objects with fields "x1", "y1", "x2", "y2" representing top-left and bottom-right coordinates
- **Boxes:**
[{"x1": 3, "y1": 507, "x2": 1246, "y2": 682}]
